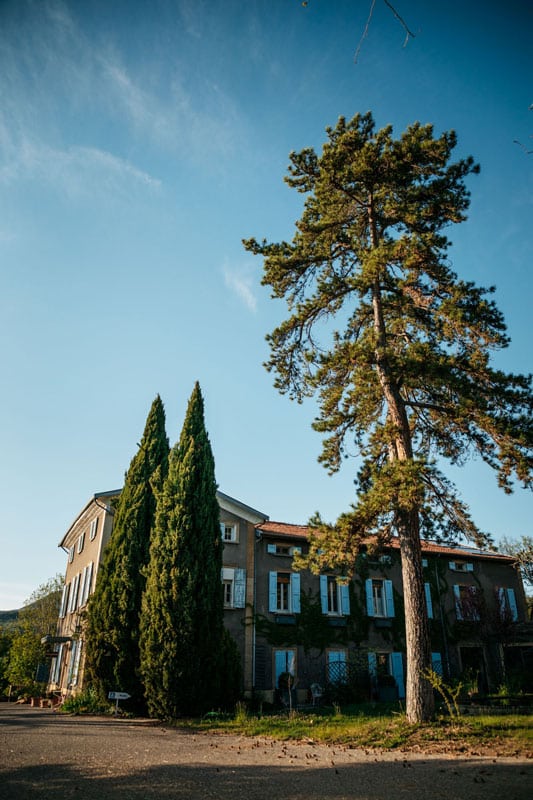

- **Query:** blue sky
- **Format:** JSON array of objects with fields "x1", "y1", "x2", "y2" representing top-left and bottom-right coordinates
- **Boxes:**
[{"x1": 0, "y1": 0, "x2": 531, "y2": 609}]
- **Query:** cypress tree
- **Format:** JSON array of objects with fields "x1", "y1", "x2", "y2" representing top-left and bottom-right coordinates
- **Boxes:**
[
  {"x1": 85, "y1": 395, "x2": 169, "y2": 712},
  {"x1": 140, "y1": 382, "x2": 238, "y2": 719}
]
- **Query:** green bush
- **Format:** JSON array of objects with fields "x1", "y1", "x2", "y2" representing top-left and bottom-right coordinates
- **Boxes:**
[{"x1": 60, "y1": 687, "x2": 109, "y2": 715}]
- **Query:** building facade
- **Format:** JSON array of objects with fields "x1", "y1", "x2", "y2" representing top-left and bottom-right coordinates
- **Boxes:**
[{"x1": 47, "y1": 491, "x2": 531, "y2": 705}]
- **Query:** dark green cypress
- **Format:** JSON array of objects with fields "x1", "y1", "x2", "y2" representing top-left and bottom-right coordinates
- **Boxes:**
[
  {"x1": 85, "y1": 396, "x2": 169, "y2": 712},
  {"x1": 140, "y1": 382, "x2": 238, "y2": 719}
]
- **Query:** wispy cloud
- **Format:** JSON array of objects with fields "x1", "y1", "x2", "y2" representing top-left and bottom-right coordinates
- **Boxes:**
[
  {"x1": 0, "y1": 0, "x2": 246, "y2": 199},
  {"x1": 223, "y1": 261, "x2": 258, "y2": 312}
]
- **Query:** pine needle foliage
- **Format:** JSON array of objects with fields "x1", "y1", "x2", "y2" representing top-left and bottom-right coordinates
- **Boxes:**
[
  {"x1": 244, "y1": 112, "x2": 532, "y2": 722},
  {"x1": 140, "y1": 383, "x2": 240, "y2": 719},
  {"x1": 85, "y1": 395, "x2": 169, "y2": 712}
]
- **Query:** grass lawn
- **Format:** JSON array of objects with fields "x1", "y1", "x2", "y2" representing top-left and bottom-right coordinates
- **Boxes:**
[{"x1": 186, "y1": 704, "x2": 533, "y2": 758}]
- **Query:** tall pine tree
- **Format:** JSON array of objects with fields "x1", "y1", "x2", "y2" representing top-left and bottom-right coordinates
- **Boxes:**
[
  {"x1": 140, "y1": 382, "x2": 239, "y2": 719},
  {"x1": 244, "y1": 113, "x2": 532, "y2": 722},
  {"x1": 85, "y1": 395, "x2": 169, "y2": 711}
]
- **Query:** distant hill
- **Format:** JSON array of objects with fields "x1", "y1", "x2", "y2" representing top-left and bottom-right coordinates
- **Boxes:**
[{"x1": 0, "y1": 609, "x2": 19, "y2": 627}]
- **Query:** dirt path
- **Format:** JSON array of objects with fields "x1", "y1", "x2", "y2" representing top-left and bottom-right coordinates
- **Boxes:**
[{"x1": 0, "y1": 705, "x2": 530, "y2": 799}]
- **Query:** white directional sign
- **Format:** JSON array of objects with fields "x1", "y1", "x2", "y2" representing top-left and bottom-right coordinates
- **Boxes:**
[{"x1": 108, "y1": 691, "x2": 131, "y2": 700}]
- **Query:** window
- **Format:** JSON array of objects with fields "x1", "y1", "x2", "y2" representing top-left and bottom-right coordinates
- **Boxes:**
[
  {"x1": 497, "y1": 587, "x2": 518, "y2": 622},
  {"x1": 365, "y1": 578, "x2": 395, "y2": 618},
  {"x1": 67, "y1": 640, "x2": 83, "y2": 687},
  {"x1": 368, "y1": 651, "x2": 405, "y2": 699},
  {"x1": 327, "y1": 650, "x2": 348, "y2": 684},
  {"x1": 220, "y1": 522, "x2": 238, "y2": 543},
  {"x1": 68, "y1": 546, "x2": 74, "y2": 563},
  {"x1": 424, "y1": 583, "x2": 434, "y2": 619},
  {"x1": 77, "y1": 532, "x2": 85, "y2": 554},
  {"x1": 274, "y1": 649, "x2": 296, "y2": 688},
  {"x1": 79, "y1": 563, "x2": 93, "y2": 607},
  {"x1": 320, "y1": 575, "x2": 350, "y2": 615},
  {"x1": 59, "y1": 583, "x2": 70, "y2": 618},
  {"x1": 449, "y1": 561, "x2": 474, "y2": 572},
  {"x1": 221, "y1": 567, "x2": 246, "y2": 608},
  {"x1": 51, "y1": 644, "x2": 64, "y2": 684},
  {"x1": 269, "y1": 571, "x2": 301, "y2": 613},
  {"x1": 267, "y1": 543, "x2": 302, "y2": 556},
  {"x1": 89, "y1": 518, "x2": 98, "y2": 541},
  {"x1": 68, "y1": 573, "x2": 81, "y2": 613},
  {"x1": 454, "y1": 584, "x2": 481, "y2": 621}
]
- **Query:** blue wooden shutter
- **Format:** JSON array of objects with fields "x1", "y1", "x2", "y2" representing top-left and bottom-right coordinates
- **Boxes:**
[
  {"x1": 368, "y1": 651, "x2": 377, "y2": 679},
  {"x1": 506, "y1": 588, "x2": 518, "y2": 621},
  {"x1": 320, "y1": 575, "x2": 328, "y2": 613},
  {"x1": 431, "y1": 652, "x2": 443, "y2": 677},
  {"x1": 233, "y1": 568, "x2": 246, "y2": 608},
  {"x1": 291, "y1": 573, "x2": 301, "y2": 613},
  {"x1": 384, "y1": 580, "x2": 395, "y2": 617},
  {"x1": 389, "y1": 652, "x2": 405, "y2": 699},
  {"x1": 267, "y1": 543, "x2": 276, "y2": 554},
  {"x1": 274, "y1": 650, "x2": 287, "y2": 685},
  {"x1": 453, "y1": 585, "x2": 462, "y2": 619},
  {"x1": 365, "y1": 579, "x2": 375, "y2": 616},
  {"x1": 269, "y1": 572, "x2": 277, "y2": 612},
  {"x1": 424, "y1": 583, "x2": 433, "y2": 619},
  {"x1": 340, "y1": 582, "x2": 350, "y2": 615}
]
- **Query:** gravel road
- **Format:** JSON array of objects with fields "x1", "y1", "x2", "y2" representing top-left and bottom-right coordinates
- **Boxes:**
[{"x1": 0, "y1": 705, "x2": 530, "y2": 800}]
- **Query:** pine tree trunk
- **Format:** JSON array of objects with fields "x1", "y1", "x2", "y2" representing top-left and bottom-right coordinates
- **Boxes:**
[{"x1": 398, "y1": 509, "x2": 434, "y2": 722}]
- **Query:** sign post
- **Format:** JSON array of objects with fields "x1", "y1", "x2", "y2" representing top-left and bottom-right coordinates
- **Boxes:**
[{"x1": 108, "y1": 691, "x2": 131, "y2": 715}]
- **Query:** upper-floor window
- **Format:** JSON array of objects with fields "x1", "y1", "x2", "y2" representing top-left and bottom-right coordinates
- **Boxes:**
[
  {"x1": 89, "y1": 518, "x2": 99, "y2": 541},
  {"x1": 269, "y1": 571, "x2": 301, "y2": 614},
  {"x1": 267, "y1": 543, "x2": 302, "y2": 557},
  {"x1": 220, "y1": 522, "x2": 238, "y2": 543},
  {"x1": 221, "y1": 567, "x2": 246, "y2": 608},
  {"x1": 366, "y1": 578, "x2": 395, "y2": 618},
  {"x1": 59, "y1": 583, "x2": 70, "y2": 618},
  {"x1": 77, "y1": 532, "x2": 85, "y2": 554},
  {"x1": 497, "y1": 587, "x2": 518, "y2": 622},
  {"x1": 68, "y1": 546, "x2": 74, "y2": 563},
  {"x1": 449, "y1": 561, "x2": 474, "y2": 573},
  {"x1": 320, "y1": 575, "x2": 350, "y2": 616},
  {"x1": 454, "y1": 584, "x2": 481, "y2": 621}
]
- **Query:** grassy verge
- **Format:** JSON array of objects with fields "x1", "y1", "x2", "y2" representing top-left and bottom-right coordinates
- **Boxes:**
[{"x1": 184, "y1": 705, "x2": 532, "y2": 757}]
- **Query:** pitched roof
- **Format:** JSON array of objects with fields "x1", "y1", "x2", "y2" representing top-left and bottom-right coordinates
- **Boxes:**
[{"x1": 257, "y1": 521, "x2": 513, "y2": 563}]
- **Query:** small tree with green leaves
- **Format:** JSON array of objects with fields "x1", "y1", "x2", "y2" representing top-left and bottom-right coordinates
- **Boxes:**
[
  {"x1": 6, "y1": 576, "x2": 63, "y2": 696},
  {"x1": 140, "y1": 383, "x2": 240, "y2": 719},
  {"x1": 244, "y1": 112, "x2": 532, "y2": 722},
  {"x1": 85, "y1": 396, "x2": 169, "y2": 712}
]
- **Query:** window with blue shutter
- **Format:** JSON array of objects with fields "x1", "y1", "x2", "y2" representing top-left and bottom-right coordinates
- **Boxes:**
[
  {"x1": 384, "y1": 580, "x2": 395, "y2": 617},
  {"x1": 431, "y1": 652, "x2": 443, "y2": 677},
  {"x1": 498, "y1": 587, "x2": 518, "y2": 622},
  {"x1": 269, "y1": 572, "x2": 278, "y2": 612},
  {"x1": 233, "y1": 568, "x2": 246, "y2": 608},
  {"x1": 365, "y1": 579, "x2": 375, "y2": 616},
  {"x1": 453, "y1": 584, "x2": 462, "y2": 619},
  {"x1": 389, "y1": 652, "x2": 405, "y2": 699},
  {"x1": 339, "y1": 582, "x2": 350, "y2": 615},
  {"x1": 291, "y1": 573, "x2": 301, "y2": 613},
  {"x1": 424, "y1": 582, "x2": 433, "y2": 619},
  {"x1": 368, "y1": 651, "x2": 377, "y2": 679}
]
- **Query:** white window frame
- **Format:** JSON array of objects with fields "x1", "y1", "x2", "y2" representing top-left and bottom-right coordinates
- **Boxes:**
[
  {"x1": 267, "y1": 543, "x2": 302, "y2": 557},
  {"x1": 320, "y1": 575, "x2": 350, "y2": 616},
  {"x1": 59, "y1": 583, "x2": 70, "y2": 618},
  {"x1": 366, "y1": 578, "x2": 395, "y2": 618},
  {"x1": 89, "y1": 517, "x2": 98, "y2": 541},
  {"x1": 269, "y1": 571, "x2": 301, "y2": 614},
  {"x1": 221, "y1": 567, "x2": 246, "y2": 609},
  {"x1": 68, "y1": 546, "x2": 74, "y2": 563},
  {"x1": 77, "y1": 532, "x2": 85, "y2": 554},
  {"x1": 220, "y1": 522, "x2": 238, "y2": 543}
]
